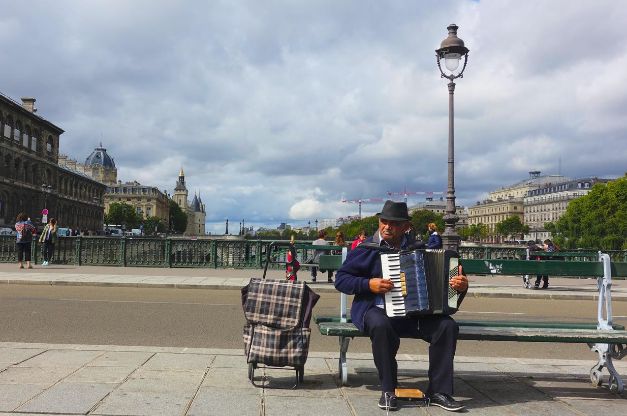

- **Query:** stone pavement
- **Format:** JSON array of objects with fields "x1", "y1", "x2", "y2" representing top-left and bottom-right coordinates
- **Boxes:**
[
  {"x1": 0, "y1": 264, "x2": 626, "y2": 414},
  {"x1": 0, "y1": 342, "x2": 625, "y2": 415}
]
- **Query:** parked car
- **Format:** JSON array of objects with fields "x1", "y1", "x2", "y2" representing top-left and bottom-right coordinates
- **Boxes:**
[{"x1": 0, "y1": 227, "x2": 15, "y2": 236}]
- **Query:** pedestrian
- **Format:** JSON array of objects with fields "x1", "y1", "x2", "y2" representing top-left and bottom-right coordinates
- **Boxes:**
[
  {"x1": 535, "y1": 239, "x2": 558, "y2": 289},
  {"x1": 39, "y1": 218, "x2": 58, "y2": 266},
  {"x1": 523, "y1": 240, "x2": 542, "y2": 289},
  {"x1": 351, "y1": 229, "x2": 367, "y2": 250},
  {"x1": 14, "y1": 213, "x2": 36, "y2": 269},
  {"x1": 427, "y1": 223, "x2": 443, "y2": 249},
  {"x1": 310, "y1": 230, "x2": 329, "y2": 283}
]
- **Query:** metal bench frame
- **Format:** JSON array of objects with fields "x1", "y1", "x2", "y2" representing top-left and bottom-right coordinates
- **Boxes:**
[{"x1": 318, "y1": 251, "x2": 627, "y2": 393}]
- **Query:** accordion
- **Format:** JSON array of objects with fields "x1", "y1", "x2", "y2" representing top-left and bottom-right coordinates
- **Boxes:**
[{"x1": 381, "y1": 249, "x2": 460, "y2": 318}]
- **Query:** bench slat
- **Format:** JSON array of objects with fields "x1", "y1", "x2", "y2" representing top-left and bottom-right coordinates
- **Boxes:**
[{"x1": 317, "y1": 321, "x2": 627, "y2": 343}]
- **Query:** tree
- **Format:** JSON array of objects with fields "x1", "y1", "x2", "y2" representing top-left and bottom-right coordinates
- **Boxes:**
[
  {"x1": 105, "y1": 202, "x2": 141, "y2": 229},
  {"x1": 495, "y1": 216, "x2": 529, "y2": 241},
  {"x1": 459, "y1": 223, "x2": 489, "y2": 241},
  {"x1": 143, "y1": 216, "x2": 166, "y2": 235},
  {"x1": 548, "y1": 176, "x2": 627, "y2": 250},
  {"x1": 168, "y1": 200, "x2": 188, "y2": 234}
]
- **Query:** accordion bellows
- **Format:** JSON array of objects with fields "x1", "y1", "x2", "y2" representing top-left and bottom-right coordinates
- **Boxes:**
[{"x1": 242, "y1": 278, "x2": 319, "y2": 368}]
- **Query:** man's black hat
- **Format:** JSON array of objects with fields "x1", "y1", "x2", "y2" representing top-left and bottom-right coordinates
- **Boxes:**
[{"x1": 377, "y1": 200, "x2": 410, "y2": 221}]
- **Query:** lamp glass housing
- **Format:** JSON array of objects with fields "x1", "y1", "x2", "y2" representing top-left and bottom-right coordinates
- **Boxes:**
[{"x1": 444, "y1": 53, "x2": 461, "y2": 71}]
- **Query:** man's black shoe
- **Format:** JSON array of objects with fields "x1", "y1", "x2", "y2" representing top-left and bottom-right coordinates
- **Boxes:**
[
  {"x1": 378, "y1": 392, "x2": 398, "y2": 411},
  {"x1": 428, "y1": 393, "x2": 465, "y2": 412}
]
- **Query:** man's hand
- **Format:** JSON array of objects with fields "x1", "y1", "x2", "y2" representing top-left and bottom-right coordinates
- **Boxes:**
[
  {"x1": 449, "y1": 265, "x2": 468, "y2": 292},
  {"x1": 369, "y1": 278, "x2": 394, "y2": 294}
]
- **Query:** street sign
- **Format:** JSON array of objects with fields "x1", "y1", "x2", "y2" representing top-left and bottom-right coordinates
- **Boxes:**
[{"x1": 42, "y1": 214, "x2": 48, "y2": 223}]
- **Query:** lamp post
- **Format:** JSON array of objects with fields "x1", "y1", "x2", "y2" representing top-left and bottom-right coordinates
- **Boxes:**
[{"x1": 435, "y1": 23, "x2": 469, "y2": 251}]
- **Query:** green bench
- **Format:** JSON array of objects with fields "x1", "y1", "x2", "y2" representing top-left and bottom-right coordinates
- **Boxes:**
[{"x1": 316, "y1": 252, "x2": 627, "y2": 393}]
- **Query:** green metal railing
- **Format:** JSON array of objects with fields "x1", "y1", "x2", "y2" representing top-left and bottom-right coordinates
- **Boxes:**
[{"x1": 1, "y1": 235, "x2": 625, "y2": 268}]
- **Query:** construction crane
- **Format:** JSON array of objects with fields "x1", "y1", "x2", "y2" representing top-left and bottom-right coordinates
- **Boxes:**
[
  {"x1": 387, "y1": 189, "x2": 445, "y2": 203},
  {"x1": 341, "y1": 198, "x2": 384, "y2": 219}
]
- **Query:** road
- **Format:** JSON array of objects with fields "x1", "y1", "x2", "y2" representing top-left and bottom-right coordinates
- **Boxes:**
[{"x1": 1, "y1": 284, "x2": 625, "y2": 360}]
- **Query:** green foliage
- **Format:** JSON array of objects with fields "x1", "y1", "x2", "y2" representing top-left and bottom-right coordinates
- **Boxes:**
[
  {"x1": 550, "y1": 176, "x2": 627, "y2": 250},
  {"x1": 105, "y1": 202, "x2": 141, "y2": 229},
  {"x1": 495, "y1": 216, "x2": 529, "y2": 240},
  {"x1": 410, "y1": 210, "x2": 444, "y2": 241},
  {"x1": 338, "y1": 216, "x2": 379, "y2": 240},
  {"x1": 459, "y1": 223, "x2": 489, "y2": 241},
  {"x1": 143, "y1": 216, "x2": 166, "y2": 235},
  {"x1": 168, "y1": 200, "x2": 188, "y2": 233}
]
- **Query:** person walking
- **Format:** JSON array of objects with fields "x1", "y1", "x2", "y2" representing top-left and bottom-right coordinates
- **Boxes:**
[
  {"x1": 535, "y1": 239, "x2": 558, "y2": 289},
  {"x1": 39, "y1": 218, "x2": 58, "y2": 266},
  {"x1": 14, "y1": 213, "x2": 36, "y2": 269}
]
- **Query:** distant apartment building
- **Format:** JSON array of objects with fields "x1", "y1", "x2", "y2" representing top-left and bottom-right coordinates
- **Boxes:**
[
  {"x1": 468, "y1": 171, "x2": 569, "y2": 243},
  {"x1": 524, "y1": 177, "x2": 610, "y2": 241},
  {"x1": 106, "y1": 180, "x2": 170, "y2": 224}
]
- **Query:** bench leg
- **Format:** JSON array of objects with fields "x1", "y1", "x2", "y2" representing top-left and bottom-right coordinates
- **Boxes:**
[
  {"x1": 589, "y1": 343, "x2": 626, "y2": 393},
  {"x1": 339, "y1": 336, "x2": 351, "y2": 386}
]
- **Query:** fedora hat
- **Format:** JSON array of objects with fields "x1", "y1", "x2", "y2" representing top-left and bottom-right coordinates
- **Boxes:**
[{"x1": 377, "y1": 200, "x2": 410, "y2": 221}]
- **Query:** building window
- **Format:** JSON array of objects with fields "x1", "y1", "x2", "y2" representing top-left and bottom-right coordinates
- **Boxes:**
[{"x1": 46, "y1": 136, "x2": 53, "y2": 153}]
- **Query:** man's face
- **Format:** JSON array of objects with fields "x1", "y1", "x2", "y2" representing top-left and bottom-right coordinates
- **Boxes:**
[{"x1": 378, "y1": 218, "x2": 410, "y2": 245}]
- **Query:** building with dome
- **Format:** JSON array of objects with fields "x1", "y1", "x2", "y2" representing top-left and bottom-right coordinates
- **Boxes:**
[
  {"x1": 58, "y1": 143, "x2": 118, "y2": 186},
  {"x1": 172, "y1": 168, "x2": 206, "y2": 235}
]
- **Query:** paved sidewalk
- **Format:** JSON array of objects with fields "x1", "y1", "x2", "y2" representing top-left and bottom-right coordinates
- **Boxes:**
[
  {"x1": 0, "y1": 342, "x2": 625, "y2": 415},
  {"x1": 0, "y1": 263, "x2": 625, "y2": 301}
]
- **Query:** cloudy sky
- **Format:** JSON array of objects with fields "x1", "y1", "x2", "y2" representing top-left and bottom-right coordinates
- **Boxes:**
[{"x1": 2, "y1": 0, "x2": 626, "y2": 233}]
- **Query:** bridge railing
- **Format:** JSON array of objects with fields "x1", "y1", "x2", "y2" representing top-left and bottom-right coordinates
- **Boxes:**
[{"x1": 1, "y1": 235, "x2": 625, "y2": 268}]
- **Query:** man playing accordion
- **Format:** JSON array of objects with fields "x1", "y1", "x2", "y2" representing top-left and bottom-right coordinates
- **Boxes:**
[{"x1": 335, "y1": 200, "x2": 468, "y2": 412}]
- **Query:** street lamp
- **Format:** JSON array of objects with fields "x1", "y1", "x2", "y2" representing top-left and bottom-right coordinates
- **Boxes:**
[
  {"x1": 41, "y1": 183, "x2": 53, "y2": 224},
  {"x1": 435, "y1": 23, "x2": 469, "y2": 251}
]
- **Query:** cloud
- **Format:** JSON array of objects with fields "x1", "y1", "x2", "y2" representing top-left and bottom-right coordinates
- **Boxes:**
[{"x1": 2, "y1": 0, "x2": 626, "y2": 230}]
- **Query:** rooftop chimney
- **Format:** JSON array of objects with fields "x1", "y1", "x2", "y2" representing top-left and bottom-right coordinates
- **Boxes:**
[{"x1": 21, "y1": 97, "x2": 37, "y2": 113}]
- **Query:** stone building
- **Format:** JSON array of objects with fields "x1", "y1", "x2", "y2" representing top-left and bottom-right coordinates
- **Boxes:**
[
  {"x1": 172, "y1": 169, "x2": 206, "y2": 235},
  {"x1": 105, "y1": 180, "x2": 169, "y2": 224},
  {"x1": 524, "y1": 177, "x2": 610, "y2": 241},
  {"x1": 0, "y1": 93, "x2": 105, "y2": 231},
  {"x1": 468, "y1": 171, "x2": 568, "y2": 243}
]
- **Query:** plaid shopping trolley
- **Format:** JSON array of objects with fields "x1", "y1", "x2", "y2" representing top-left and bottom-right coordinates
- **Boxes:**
[{"x1": 242, "y1": 277, "x2": 319, "y2": 387}]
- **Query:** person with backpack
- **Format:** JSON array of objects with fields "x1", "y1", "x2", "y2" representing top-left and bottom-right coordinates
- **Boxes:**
[
  {"x1": 39, "y1": 218, "x2": 58, "y2": 266},
  {"x1": 14, "y1": 213, "x2": 36, "y2": 269}
]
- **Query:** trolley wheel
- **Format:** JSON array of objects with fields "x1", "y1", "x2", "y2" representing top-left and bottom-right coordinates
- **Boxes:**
[{"x1": 248, "y1": 362, "x2": 256, "y2": 381}]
